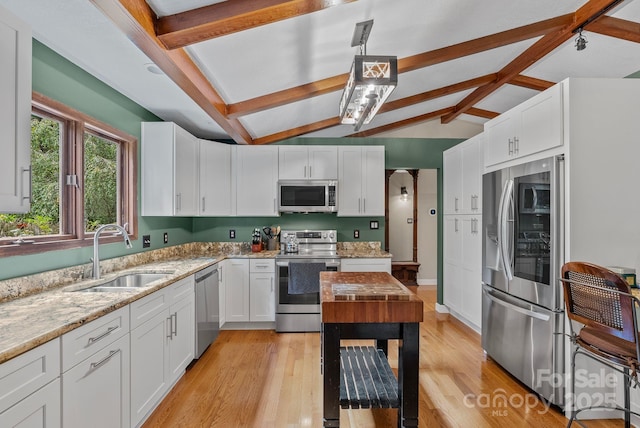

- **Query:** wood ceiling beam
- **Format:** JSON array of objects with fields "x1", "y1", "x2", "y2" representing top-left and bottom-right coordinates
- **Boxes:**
[
  {"x1": 586, "y1": 15, "x2": 640, "y2": 43},
  {"x1": 509, "y1": 75, "x2": 556, "y2": 91},
  {"x1": 466, "y1": 107, "x2": 499, "y2": 120},
  {"x1": 350, "y1": 108, "x2": 457, "y2": 138},
  {"x1": 227, "y1": 15, "x2": 574, "y2": 119},
  {"x1": 441, "y1": 0, "x2": 627, "y2": 124},
  {"x1": 157, "y1": 0, "x2": 358, "y2": 50},
  {"x1": 380, "y1": 74, "x2": 498, "y2": 114},
  {"x1": 227, "y1": 74, "x2": 349, "y2": 119},
  {"x1": 91, "y1": 0, "x2": 254, "y2": 144},
  {"x1": 253, "y1": 77, "x2": 501, "y2": 143},
  {"x1": 253, "y1": 117, "x2": 341, "y2": 145}
]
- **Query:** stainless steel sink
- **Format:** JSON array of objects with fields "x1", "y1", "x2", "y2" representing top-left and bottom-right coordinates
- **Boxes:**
[{"x1": 73, "y1": 271, "x2": 174, "y2": 292}]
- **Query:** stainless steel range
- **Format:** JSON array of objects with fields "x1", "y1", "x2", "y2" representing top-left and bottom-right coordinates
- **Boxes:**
[{"x1": 275, "y1": 229, "x2": 340, "y2": 332}]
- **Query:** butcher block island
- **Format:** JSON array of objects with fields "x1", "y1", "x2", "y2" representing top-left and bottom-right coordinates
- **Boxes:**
[{"x1": 320, "y1": 271, "x2": 423, "y2": 428}]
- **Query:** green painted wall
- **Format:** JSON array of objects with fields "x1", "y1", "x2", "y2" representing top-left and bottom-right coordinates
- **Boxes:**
[{"x1": 2, "y1": 40, "x2": 465, "y2": 305}]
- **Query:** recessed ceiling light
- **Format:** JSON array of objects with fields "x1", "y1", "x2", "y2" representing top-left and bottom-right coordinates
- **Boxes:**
[{"x1": 145, "y1": 63, "x2": 164, "y2": 75}]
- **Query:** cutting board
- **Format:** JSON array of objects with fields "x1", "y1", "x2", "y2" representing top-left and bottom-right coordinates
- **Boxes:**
[{"x1": 331, "y1": 282, "x2": 412, "y2": 300}]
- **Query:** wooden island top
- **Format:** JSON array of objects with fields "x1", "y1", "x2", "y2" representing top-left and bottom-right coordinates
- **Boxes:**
[{"x1": 320, "y1": 271, "x2": 423, "y2": 324}]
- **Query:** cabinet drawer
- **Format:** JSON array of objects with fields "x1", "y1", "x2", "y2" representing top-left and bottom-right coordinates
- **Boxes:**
[
  {"x1": 250, "y1": 259, "x2": 274, "y2": 273},
  {"x1": 0, "y1": 338, "x2": 60, "y2": 413},
  {"x1": 130, "y1": 288, "x2": 169, "y2": 330},
  {"x1": 167, "y1": 275, "x2": 194, "y2": 304},
  {"x1": 61, "y1": 306, "x2": 129, "y2": 372}
]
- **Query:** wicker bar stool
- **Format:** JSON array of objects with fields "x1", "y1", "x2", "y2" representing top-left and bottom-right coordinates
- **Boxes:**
[{"x1": 561, "y1": 261, "x2": 640, "y2": 427}]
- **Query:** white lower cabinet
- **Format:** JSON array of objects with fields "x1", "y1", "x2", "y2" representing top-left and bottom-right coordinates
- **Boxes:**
[
  {"x1": 0, "y1": 339, "x2": 60, "y2": 428},
  {"x1": 443, "y1": 214, "x2": 482, "y2": 329},
  {"x1": 0, "y1": 378, "x2": 60, "y2": 428},
  {"x1": 224, "y1": 259, "x2": 250, "y2": 323},
  {"x1": 249, "y1": 259, "x2": 275, "y2": 322},
  {"x1": 340, "y1": 258, "x2": 391, "y2": 273},
  {"x1": 61, "y1": 305, "x2": 130, "y2": 428},
  {"x1": 130, "y1": 276, "x2": 194, "y2": 427},
  {"x1": 224, "y1": 258, "x2": 276, "y2": 326},
  {"x1": 62, "y1": 334, "x2": 130, "y2": 428}
]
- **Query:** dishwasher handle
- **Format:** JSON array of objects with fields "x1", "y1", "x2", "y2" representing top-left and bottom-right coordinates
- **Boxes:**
[{"x1": 195, "y1": 267, "x2": 218, "y2": 282}]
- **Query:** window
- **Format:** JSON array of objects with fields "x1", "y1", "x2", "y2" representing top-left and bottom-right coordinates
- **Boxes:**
[{"x1": 0, "y1": 92, "x2": 137, "y2": 255}]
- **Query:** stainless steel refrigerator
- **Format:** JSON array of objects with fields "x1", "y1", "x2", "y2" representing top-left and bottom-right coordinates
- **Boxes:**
[{"x1": 482, "y1": 155, "x2": 565, "y2": 407}]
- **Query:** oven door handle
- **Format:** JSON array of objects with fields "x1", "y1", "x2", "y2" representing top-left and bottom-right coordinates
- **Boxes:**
[{"x1": 276, "y1": 260, "x2": 341, "y2": 268}]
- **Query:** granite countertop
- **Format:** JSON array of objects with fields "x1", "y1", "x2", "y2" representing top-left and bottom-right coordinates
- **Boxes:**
[{"x1": 0, "y1": 241, "x2": 387, "y2": 364}]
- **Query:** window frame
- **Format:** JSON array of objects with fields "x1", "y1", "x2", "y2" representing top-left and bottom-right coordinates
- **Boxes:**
[{"x1": 0, "y1": 92, "x2": 138, "y2": 256}]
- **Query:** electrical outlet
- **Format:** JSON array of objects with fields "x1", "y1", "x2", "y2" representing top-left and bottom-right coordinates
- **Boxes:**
[
  {"x1": 229, "y1": 229, "x2": 236, "y2": 239},
  {"x1": 354, "y1": 229, "x2": 360, "y2": 239},
  {"x1": 163, "y1": 232, "x2": 168, "y2": 244},
  {"x1": 142, "y1": 235, "x2": 151, "y2": 248}
]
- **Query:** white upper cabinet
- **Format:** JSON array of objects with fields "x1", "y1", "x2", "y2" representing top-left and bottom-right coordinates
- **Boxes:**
[
  {"x1": 199, "y1": 140, "x2": 234, "y2": 216},
  {"x1": 0, "y1": 6, "x2": 31, "y2": 213},
  {"x1": 338, "y1": 146, "x2": 385, "y2": 216},
  {"x1": 141, "y1": 122, "x2": 199, "y2": 216},
  {"x1": 484, "y1": 83, "x2": 563, "y2": 168},
  {"x1": 278, "y1": 146, "x2": 338, "y2": 180},
  {"x1": 236, "y1": 145, "x2": 279, "y2": 216},
  {"x1": 444, "y1": 133, "x2": 483, "y2": 215}
]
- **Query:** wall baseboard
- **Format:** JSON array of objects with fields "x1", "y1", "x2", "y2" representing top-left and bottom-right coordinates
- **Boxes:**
[
  {"x1": 417, "y1": 278, "x2": 437, "y2": 286},
  {"x1": 435, "y1": 303, "x2": 449, "y2": 313}
]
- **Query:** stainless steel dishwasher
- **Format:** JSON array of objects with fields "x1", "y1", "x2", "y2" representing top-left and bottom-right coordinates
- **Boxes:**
[{"x1": 194, "y1": 264, "x2": 219, "y2": 358}]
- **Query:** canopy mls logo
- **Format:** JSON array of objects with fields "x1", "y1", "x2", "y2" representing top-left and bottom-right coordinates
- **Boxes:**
[{"x1": 463, "y1": 368, "x2": 620, "y2": 417}]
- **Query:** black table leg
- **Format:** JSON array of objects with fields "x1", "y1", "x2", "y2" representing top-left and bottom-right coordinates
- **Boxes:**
[
  {"x1": 323, "y1": 323, "x2": 340, "y2": 427},
  {"x1": 398, "y1": 323, "x2": 419, "y2": 428},
  {"x1": 375, "y1": 339, "x2": 388, "y2": 356}
]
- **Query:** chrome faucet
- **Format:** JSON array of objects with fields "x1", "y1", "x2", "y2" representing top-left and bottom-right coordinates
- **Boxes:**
[{"x1": 92, "y1": 224, "x2": 132, "y2": 279}]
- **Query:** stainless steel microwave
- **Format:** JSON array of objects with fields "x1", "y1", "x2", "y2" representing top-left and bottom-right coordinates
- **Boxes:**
[{"x1": 278, "y1": 180, "x2": 338, "y2": 213}]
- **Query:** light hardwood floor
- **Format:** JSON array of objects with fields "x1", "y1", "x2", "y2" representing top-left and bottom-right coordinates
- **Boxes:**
[{"x1": 143, "y1": 286, "x2": 620, "y2": 427}]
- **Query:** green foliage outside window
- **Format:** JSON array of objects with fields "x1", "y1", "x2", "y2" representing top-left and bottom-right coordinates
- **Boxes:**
[{"x1": 0, "y1": 116, "x2": 118, "y2": 238}]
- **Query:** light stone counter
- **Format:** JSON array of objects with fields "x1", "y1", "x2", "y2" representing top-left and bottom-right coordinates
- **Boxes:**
[
  {"x1": 0, "y1": 241, "x2": 385, "y2": 364},
  {"x1": 0, "y1": 242, "x2": 278, "y2": 364}
]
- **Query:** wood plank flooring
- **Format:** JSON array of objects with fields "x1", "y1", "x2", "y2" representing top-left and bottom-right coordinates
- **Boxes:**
[{"x1": 142, "y1": 286, "x2": 620, "y2": 427}]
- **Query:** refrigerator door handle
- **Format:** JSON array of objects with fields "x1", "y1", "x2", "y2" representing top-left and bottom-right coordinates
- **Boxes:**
[
  {"x1": 497, "y1": 179, "x2": 514, "y2": 281},
  {"x1": 485, "y1": 288, "x2": 550, "y2": 321}
]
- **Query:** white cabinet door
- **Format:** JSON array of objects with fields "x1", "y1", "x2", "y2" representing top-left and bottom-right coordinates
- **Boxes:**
[
  {"x1": 461, "y1": 216, "x2": 482, "y2": 328},
  {"x1": 279, "y1": 146, "x2": 338, "y2": 180},
  {"x1": 443, "y1": 146, "x2": 462, "y2": 214},
  {"x1": 484, "y1": 83, "x2": 563, "y2": 168},
  {"x1": 174, "y1": 126, "x2": 199, "y2": 216},
  {"x1": 278, "y1": 146, "x2": 308, "y2": 179},
  {"x1": 141, "y1": 122, "x2": 199, "y2": 216},
  {"x1": 308, "y1": 146, "x2": 338, "y2": 179},
  {"x1": 168, "y1": 292, "x2": 195, "y2": 383},
  {"x1": 236, "y1": 146, "x2": 279, "y2": 216},
  {"x1": 199, "y1": 140, "x2": 233, "y2": 216},
  {"x1": 130, "y1": 309, "x2": 169, "y2": 427},
  {"x1": 250, "y1": 273, "x2": 275, "y2": 322},
  {"x1": 443, "y1": 215, "x2": 463, "y2": 313},
  {"x1": 484, "y1": 110, "x2": 518, "y2": 167},
  {"x1": 519, "y1": 83, "x2": 563, "y2": 158},
  {"x1": 337, "y1": 146, "x2": 363, "y2": 216},
  {"x1": 0, "y1": 378, "x2": 60, "y2": 428},
  {"x1": 224, "y1": 259, "x2": 250, "y2": 322},
  {"x1": 338, "y1": 146, "x2": 385, "y2": 216},
  {"x1": 461, "y1": 134, "x2": 482, "y2": 214},
  {"x1": 62, "y1": 334, "x2": 130, "y2": 428},
  {"x1": 0, "y1": 6, "x2": 31, "y2": 213},
  {"x1": 361, "y1": 147, "x2": 385, "y2": 216},
  {"x1": 340, "y1": 258, "x2": 391, "y2": 273}
]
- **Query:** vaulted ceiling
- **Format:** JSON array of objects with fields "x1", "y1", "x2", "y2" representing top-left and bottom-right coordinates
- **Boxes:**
[{"x1": 3, "y1": 0, "x2": 640, "y2": 144}]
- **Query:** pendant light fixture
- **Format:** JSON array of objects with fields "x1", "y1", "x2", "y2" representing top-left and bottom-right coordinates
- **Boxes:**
[{"x1": 339, "y1": 20, "x2": 397, "y2": 131}]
